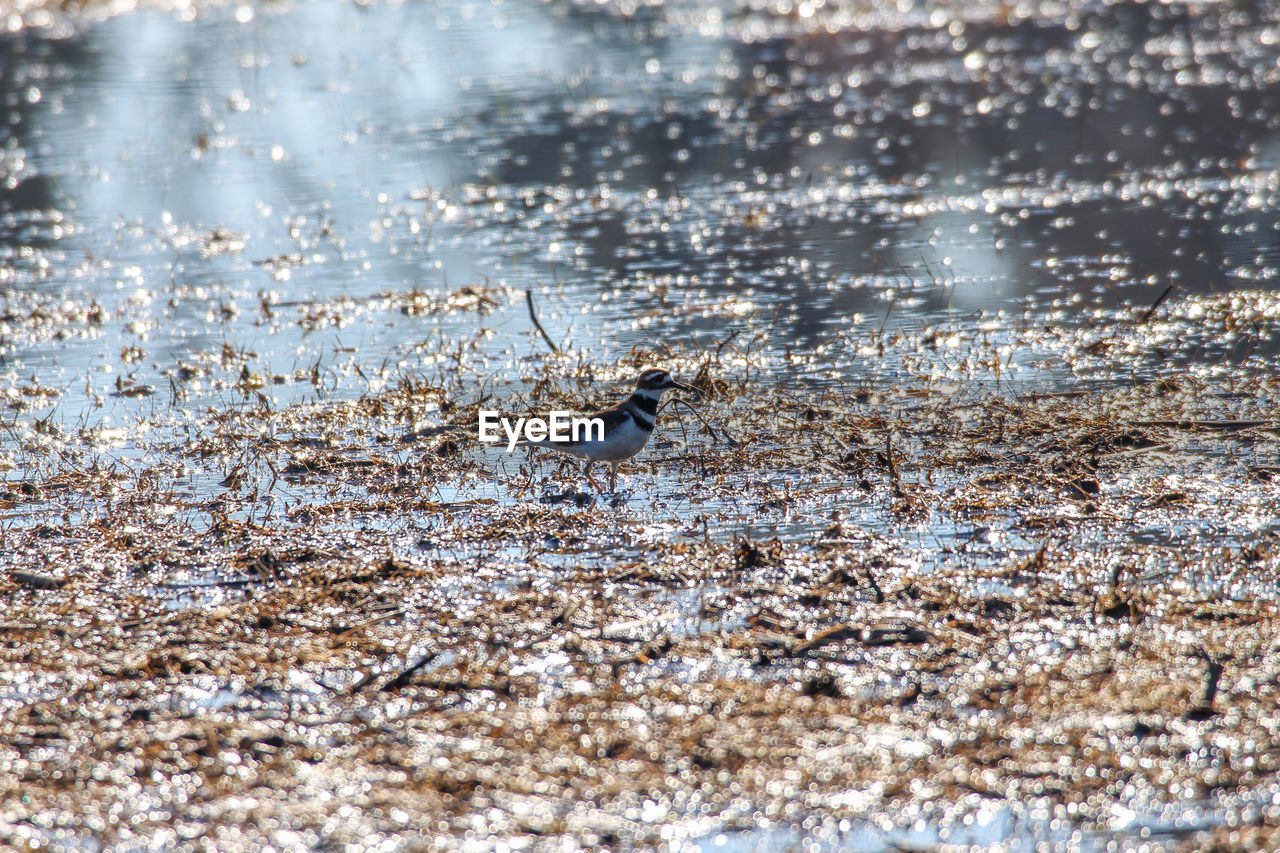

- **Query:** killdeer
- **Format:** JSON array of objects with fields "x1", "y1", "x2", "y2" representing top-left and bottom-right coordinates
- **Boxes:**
[{"x1": 522, "y1": 368, "x2": 696, "y2": 493}]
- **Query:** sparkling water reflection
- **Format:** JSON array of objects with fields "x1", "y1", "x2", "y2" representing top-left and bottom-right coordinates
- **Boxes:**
[
  {"x1": 3, "y1": 4, "x2": 1280, "y2": 850},
  {"x1": 2, "y1": 0, "x2": 1279, "y2": 423}
]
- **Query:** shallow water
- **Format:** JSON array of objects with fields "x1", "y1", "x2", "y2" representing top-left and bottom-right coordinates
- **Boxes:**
[
  {"x1": 1, "y1": 0, "x2": 1278, "y2": 596},
  {"x1": 4, "y1": 0, "x2": 1280, "y2": 427},
  {"x1": 4, "y1": 2, "x2": 1280, "y2": 850}
]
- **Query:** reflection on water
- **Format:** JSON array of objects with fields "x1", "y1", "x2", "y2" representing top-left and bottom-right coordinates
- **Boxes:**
[
  {"x1": 2, "y1": 0, "x2": 1280, "y2": 419},
  {"x1": 3, "y1": 6, "x2": 1280, "y2": 850}
]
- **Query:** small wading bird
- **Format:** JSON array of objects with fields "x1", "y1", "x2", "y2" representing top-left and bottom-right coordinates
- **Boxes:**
[{"x1": 522, "y1": 368, "x2": 696, "y2": 493}]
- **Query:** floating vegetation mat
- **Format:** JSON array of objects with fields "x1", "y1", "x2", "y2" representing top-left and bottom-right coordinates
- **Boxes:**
[{"x1": 2, "y1": 338, "x2": 1279, "y2": 851}]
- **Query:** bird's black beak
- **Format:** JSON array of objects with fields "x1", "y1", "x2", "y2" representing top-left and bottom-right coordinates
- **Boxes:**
[{"x1": 670, "y1": 379, "x2": 701, "y2": 397}]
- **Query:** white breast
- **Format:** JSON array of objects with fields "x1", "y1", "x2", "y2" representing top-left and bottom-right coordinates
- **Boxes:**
[{"x1": 586, "y1": 416, "x2": 652, "y2": 462}]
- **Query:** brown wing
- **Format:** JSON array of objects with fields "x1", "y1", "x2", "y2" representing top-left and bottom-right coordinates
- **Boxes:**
[
  {"x1": 590, "y1": 403, "x2": 636, "y2": 434},
  {"x1": 528, "y1": 402, "x2": 634, "y2": 451}
]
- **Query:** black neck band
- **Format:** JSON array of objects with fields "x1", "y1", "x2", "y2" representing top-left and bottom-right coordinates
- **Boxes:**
[{"x1": 630, "y1": 393, "x2": 659, "y2": 416}]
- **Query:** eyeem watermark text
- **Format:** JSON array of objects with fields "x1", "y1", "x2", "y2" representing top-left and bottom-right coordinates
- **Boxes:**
[{"x1": 478, "y1": 411, "x2": 604, "y2": 452}]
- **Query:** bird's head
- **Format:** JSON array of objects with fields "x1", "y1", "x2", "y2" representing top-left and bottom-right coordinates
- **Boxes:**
[{"x1": 635, "y1": 368, "x2": 696, "y2": 396}]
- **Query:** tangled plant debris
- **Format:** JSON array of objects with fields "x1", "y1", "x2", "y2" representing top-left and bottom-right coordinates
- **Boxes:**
[
  {"x1": 2, "y1": 314, "x2": 1279, "y2": 850},
  {"x1": 4, "y1": 0, "x2": 1280, "y2": 848}
]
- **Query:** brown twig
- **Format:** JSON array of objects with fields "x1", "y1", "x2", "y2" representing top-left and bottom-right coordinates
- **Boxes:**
[
  {"x1": 525, "y1": 289, "x2": 558, "y2": 353},
  {"x1": 666, "y1": 397, "x2": 738, "y2": 447},
  {"x1": 1140, "y1": 283, "x2": 1175, "y2": 323},
  {"x1": 885, "y1": 434, "x2": 904, "y2": 498},
  {"x1": 349, "y1": 649, "x2": 439, "y2": 694}
]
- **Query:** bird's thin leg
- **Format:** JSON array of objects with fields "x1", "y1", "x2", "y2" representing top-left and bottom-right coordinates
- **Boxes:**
[
  {"x1": 609, "y1": 463, "x2": 617, "y2": 493},
  {"x1": 584, "y1": 460, "x2": 602, "y2": 492}
]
